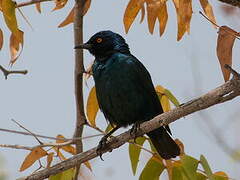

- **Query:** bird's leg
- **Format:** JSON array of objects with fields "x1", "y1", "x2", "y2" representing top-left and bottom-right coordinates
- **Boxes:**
[
  {"x1": 130, "y1": 122, "x2": 141, "y2": 142},
  {"x1": 97, "y1": 126, "x2": 119, "y2": 160}
]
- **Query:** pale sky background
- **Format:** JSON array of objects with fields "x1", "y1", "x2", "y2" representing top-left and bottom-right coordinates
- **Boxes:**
[{"x1": 0, "y1": 0, "x2": 240, "y2": 180}]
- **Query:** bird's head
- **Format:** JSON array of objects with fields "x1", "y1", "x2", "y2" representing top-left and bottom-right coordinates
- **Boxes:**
[{"x1": 75, "y1": 31, "x2": 130, "y2": 59}]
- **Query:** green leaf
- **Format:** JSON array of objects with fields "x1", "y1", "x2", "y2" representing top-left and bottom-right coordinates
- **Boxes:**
[
  {"x1": 200, "y1": 155, "x2": 213, "y2": 178},
  {"x1": 139, "y1": 156, "x2": 165, "y2": 180},
  {"x1": 172, "y1": 166, "x2": 183, "y2": 180},
  {"x1": 147, "y1": 139, "x2": 157, "y2": 153},
  {"x1": 164, "y1": 89, "x2": 180, "y2": 107},
  {"x1": 197, "y1": 172, "x2": 207, "y2": 180},
  {"x1": 211, "y1": 172, "x2": 228, "y2": 180},
  {"x1": 129, "y1": 137, "x2": 146, "y2": 175},
  {"x1": 181, "y1": 155, "x2": 199, "y2": 180},
  {"x1": 49, "y1": 168, "x2": 75, "y2": 180}
]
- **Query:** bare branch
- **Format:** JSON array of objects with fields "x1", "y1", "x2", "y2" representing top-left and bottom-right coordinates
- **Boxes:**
[
  {"x1": 0, "y1": 65, "x2": 27, "y2": 79},
  {"x1": 0, "y1": 144, "x2": 32, "y2": 151},
  {"x1": 17, "y1": 0, "x2": 53, "y2": 8},
  {"x1": 73, "y1": 0, "x2": 87, "y2": 178},
  {"x1": 25, "y1": 68, "x2": 240, "y2": 180},
  {"x1": 218, "y1": 0, "x2": 240, "y2": 8}
]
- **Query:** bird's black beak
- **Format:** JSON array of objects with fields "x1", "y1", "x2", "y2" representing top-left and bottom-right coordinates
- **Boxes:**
[{"x1": 74, "y1": 43, "x2": 92, "y2": 50}]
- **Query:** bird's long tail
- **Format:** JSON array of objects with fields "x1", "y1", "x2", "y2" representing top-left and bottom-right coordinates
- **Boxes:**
[{"x1": 147, "y1": 127, "x2": 180, "y2": 159}]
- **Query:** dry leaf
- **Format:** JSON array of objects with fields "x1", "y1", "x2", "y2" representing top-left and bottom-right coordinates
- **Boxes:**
[
  {"x1": 2, "y1": 0, "x2": 22, "y2": 40},
  {"x1": 213, "y1": 171, "x2": 228, "y2": 179},
  {"x1": 58, "y1": 1, "x2": 91, "y2": 28},
  {"x1": 53, "y1": 147, "x2": 67, "y2": 161},
  {"x1": 47, "y1": 152, "x2": 54, "y2": 168},
  {"x1": 56, "y1": 134, "x2": 76, "y2": 155},
  {"x1": 123, "y1": 0, "x2": 145, "y2": 33},
  {"x1": 173, "y1": 0, "x2": 192, "y2": 41},
  {"x1": 139, "y1": 4, "x2": 145, "y2": 23},
  {"x1": 199, "y1": 0, "x2": 216, "y2": 28},
  {"x1": 146, "y1": 0, "x2": 161, "y2": 34},
  {"x1": 155, "y1": 85, "x2": 165, "y2": 94},
  {"x1": 86, "y1": 86, "x2": 99, "y2": 127},
  {"x1": 0, "y1": 0, "x2": 2, "y2": 11},
  {"x1": 216, "y1": 26, "x2": 238, "y2": 81},
  {"x1": 175, "y1": 139, "x2": 185, "y2": 155},
  {"x1": 52, "y1": 0, "x2": 68, "y2": 11},
  {"x1": 9, "y1": 31, "x2": 24, "y2": 64},
  {"x1": 0, "y1": 28, "x2": 3, "y2": 50},
  {"x1": 20, "y1": 147, "x2": 47, "y2": 172},
  {"x1": 157, "y1": 1, "x2": 168, "y2": 36},
  {"x1": 84, "y1": 161, "x2": 92, "y2": 171},
  {"x1": 35, "y1": 2, "x2": 41, "y2": 13}
]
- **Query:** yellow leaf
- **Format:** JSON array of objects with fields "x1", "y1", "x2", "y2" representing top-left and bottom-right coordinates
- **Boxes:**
[
  {"x1": 155, "y1": 85, "x2": 165, "y2": 94},
  {"x1": 47, "y1": 152, "x2": 54, "y2": 168},
  {"x1": 53, "y1": 147, "x2": 66, "y2": 161},
  {"x1": 56, "y1": 134, "x2": 76, "y2": 155},
  {"x1": 123, "y1": 0, "x2": 145, "y2": 33},
  {"x1": 19, "y1": 147, "x2": 47, "y2": 172},
  {"x1": 0, "y1": 28, "x2": 3, "y2": 50},
  {"x1": 9, "y1": 31, "x2": 24, "y2": 64},
  {"x1": 83, "y1": 161, "x2": 92, "y2": 171},
  {"x1": 160, "y1": 95, "x2": 171, "y2": 112},
  {"x1": 35, "y1": 2, "x2": 41, "y2": 13},
  {"x1": 146, "y1": 0, "x2": 161, "y2": 34},
  {"x1": 52, "y1": 0, "x2": 68, "y2": 11},
  {"x1": 157, "y1": 1, "x2": 168, "y2": 36},
  {"x1": 87, "y1": 86, "x2": 99, "y2": 127},
  {"x1": 216, "y1": 26, "x2": 238, "y2": 82},
  {"x1": 199, "y1": 0, "x2": 216, "y2": 28}
]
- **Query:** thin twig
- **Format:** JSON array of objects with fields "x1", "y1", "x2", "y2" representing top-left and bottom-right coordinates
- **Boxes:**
[
  {"x1": 0, "y1": 65, "x2": 27, "y2": 79},
  {"x1": 11, "y1": 119, "x2": 43, "y2": 145},
  {"x1": 0, "y1": 144, "x2": 32, "y2": 151},
  {"x1": 0, "y1": 127, "x2": 103, "y2": 141},
  {"x1": 17, "y1": 0, "x2": 52, "y2": 8},
  {"x1": 25, "y1": 68, "x2": 240, "y2": 179}
]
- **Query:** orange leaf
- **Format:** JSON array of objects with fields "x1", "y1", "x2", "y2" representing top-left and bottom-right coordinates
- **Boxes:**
[
  {"x1": 52, "y1": 0, "x2": 68, "y2": 11},
  {"x1": 175, "y1": 139, "x2": 185, "y2": 155},
  {"x1": 47, "y1": 152, "x2": 54, "y2": 168},
  {"x1": 199, "y1": 0, "x2": 216, "y2": 28},
  {"x1": 123, "y1": 0, "x2": 145, "y2": 33},
  {"x1": 58, "y1": 7, "x2": 73, "y2": 28},
  {"x1": 155, "y1": 85, "x2": 165, "y2": 94},
  {"x1": 173, "y1": 0, "x2": 192, "y2": 41},
  {"x1": 87, "y1": 86, "x2": 99, "y2": 127},
  {"x1": 9, "y1": 31, "x2": 24, "y2": 64},
  {"x1": 56, "y1": 134, "x2": 76, "y2": 155},
  {"x1": 216, "y1": 26, "x2": 238, "y2": 82},
  {"x1": 146, "y1": 0, "x2": 161, "y2": 34},
  {"x1": 213, "y1": 171, "x2": 228, "y2": 179},
  {"x1": 157, "y1": 1, "x2": 168, "y2": 36},
  {"x1": 0, "y1": 0, "x2": 2, "y2": 11},
  {"x1": 83, "y1": 0, "x2": 91, "y2": 16},
  {"x1": 139, "y1": 4, "x2": 145, "y2": 23},
  {"x1": 0, "y1": 28, "x2": 3, "y2": 50},
  {"x1": 84, "y1": 161, "x2": 92, "y2": 171},
  {"x1": 35, "y1": 2, "x2": 41, "y2": 13},
  {"x1": 53, "y1": 147, "x2": 66, "y2": 161},
  {"x1": 19, "y1": 147, "x2": 47, "y2": 172}
]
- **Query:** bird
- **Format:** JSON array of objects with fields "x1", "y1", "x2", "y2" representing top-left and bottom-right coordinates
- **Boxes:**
[{"x1": 75, "y1": 30, "x2": 180, "y2": 160}]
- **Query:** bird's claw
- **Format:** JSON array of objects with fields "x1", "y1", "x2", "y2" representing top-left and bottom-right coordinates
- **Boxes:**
[
  {"x1": 130, "y1": 122, "x2": 140, "y2": 141},
  {"x1": 96, "y1": 136, "x2": 108, "y2": 161}
]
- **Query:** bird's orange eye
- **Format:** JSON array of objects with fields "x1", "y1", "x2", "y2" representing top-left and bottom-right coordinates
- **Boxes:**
[{"x1": 96, "y1": 38, "x2": 103, "y2": 43}]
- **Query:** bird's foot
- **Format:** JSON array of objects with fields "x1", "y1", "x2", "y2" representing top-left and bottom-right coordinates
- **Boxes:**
[
  {"x1": 130, "y1": 122, "x2": 141, "y2": 142},
  {"x1": 96, "y1": 136, "x2": 108, "y2": 161}
]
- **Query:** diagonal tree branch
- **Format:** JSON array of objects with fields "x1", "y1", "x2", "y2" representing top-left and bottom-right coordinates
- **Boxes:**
[
  {"x1": 25, "y1": 68, "x2": 240, "y2": 180},
  {"x1": 218, "y1": 0, "x2": 240, "y2": 8},
  {"x1": 17, "y1": 0, "x2": 53, "y2": 8}
]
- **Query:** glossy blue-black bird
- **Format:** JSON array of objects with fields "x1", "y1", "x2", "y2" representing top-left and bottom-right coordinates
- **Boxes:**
[{"x1": 75, "y1": 31, "x2": 180, "y2": 159}]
